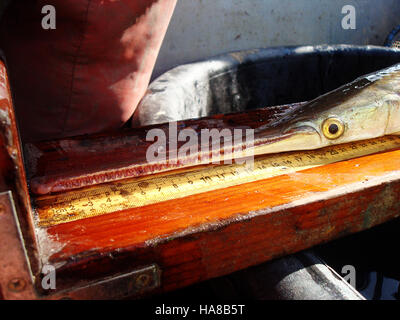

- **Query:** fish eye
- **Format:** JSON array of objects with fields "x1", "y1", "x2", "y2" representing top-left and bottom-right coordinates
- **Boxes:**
[{"x1": 322, "y1": 118, "x2": 345, "y2": 139}]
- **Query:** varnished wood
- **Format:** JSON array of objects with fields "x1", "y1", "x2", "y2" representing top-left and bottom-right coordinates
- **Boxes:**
[{"x1": 38, "y1": 147, "x2": 400, "y2": 295}]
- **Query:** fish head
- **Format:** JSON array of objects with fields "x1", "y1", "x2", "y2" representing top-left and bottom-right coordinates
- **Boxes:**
[{"x1": 255, "y1": 67, "x2": 400, "y2": 155}]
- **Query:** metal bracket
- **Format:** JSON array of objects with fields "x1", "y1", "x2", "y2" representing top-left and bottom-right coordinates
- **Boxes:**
[
  {"x1": 0, "y1": 189, "x2": 161, "y2": 299},
  {"x1": 0, "y1": 191, "x2": 37, "y2": 299},
  {"x1": 56, "y1": 264, "x2": 161, "y2": 300}
]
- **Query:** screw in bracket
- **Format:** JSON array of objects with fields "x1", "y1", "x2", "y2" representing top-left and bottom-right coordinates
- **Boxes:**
[
  {"x1": 135, "y1": 273, "x2": 151, "y2": 289},
  {"x1": 7, "y1": 278, "x2": 26, "y2": 292}
]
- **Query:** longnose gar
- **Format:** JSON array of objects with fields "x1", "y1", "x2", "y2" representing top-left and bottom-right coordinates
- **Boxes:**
[
  {"x1": 27, "y1": 63, "x2": 400, "y2": 195},
  {"x1": 251, "y1": 63, "x2": 400, "y2": 156}
]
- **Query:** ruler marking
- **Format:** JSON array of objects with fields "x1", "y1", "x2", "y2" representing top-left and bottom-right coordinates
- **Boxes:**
[{"x1": 34, "y1": 136, "x2": 400, "y2": 227}]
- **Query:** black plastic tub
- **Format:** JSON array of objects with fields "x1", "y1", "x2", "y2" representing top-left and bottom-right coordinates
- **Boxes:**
[
  {"x1": 134, "y1": 44, "x2": 400, "y2": 125},
  {"x1": 136, "y1": 44, "x2": 400, "y2": 300}
]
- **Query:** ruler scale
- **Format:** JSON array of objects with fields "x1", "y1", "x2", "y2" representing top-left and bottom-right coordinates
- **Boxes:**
[{"x1": 34, "y1": 136, "x2": 400, "y2": 227}]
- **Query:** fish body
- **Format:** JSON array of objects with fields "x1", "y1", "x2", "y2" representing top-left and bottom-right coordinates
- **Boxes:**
[{"x1": 28, "y1": 64, "x2": 400, "y2": 194}]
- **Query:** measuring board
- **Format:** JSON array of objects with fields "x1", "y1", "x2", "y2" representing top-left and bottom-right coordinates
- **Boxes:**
[{"x1": 34, "y1": 135, "x2": 400, "y2": 227}]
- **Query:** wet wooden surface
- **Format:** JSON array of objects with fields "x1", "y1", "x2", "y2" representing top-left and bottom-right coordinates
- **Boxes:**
[{"x1": 37, "y1": 146, "x2": 400, "y2": 296}]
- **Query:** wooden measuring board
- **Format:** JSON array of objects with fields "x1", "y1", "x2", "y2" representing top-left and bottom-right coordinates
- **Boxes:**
[
  {"x1": 31, "y1": 135, "x2": 400, "y2": 296},
  {"x1": 34, "y1": 136, "x2": 400, "y2": 226},
  {"x1": 3, "y1": 49, "x2": 400, "y2": 298}
]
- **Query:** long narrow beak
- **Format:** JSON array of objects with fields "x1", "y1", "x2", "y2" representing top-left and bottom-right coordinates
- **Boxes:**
[{"x1": 253, "y1": 125, "x2": 322, "y2": 156}]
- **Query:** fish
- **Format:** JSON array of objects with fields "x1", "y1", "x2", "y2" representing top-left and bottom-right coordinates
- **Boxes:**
[
  {"x1": 251, "y1": 63, "x2": 400, "y2": 156},
  {"x1": 27, "y1": 63, "x2": 400, "y2": 195}
]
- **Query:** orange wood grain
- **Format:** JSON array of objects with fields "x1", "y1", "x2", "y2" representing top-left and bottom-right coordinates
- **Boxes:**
[{"x1": 37, "y1": 147, "x2": 400, "y2": 295}]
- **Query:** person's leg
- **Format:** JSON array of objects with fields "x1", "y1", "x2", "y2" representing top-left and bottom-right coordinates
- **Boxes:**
[{"x1": 0, "y1": 0, "x2": 177, "y2": 142}]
